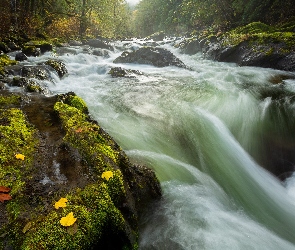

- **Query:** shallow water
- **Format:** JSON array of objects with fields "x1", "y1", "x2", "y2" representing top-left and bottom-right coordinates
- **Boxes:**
[{"x1": 14, "y1": 39, "x2": 295, "y2": 249}]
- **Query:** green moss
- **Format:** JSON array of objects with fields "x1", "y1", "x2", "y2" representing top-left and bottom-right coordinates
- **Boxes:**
[
  {"x1": 21, "y1": 182, "x2": 126, "y2": 250},
  {"x1": 54, "y1": 100, "x2": 119, "y2": 173},
  {"x1": 0, "y1": 55, "x2": 17, "y2": 76},
  {"x1": 221, "y1": 22, "x2": 295, "y2": 52},
  {"x1": 0, "y1": 95, "x2": 21, "y2": 107},
  {"x1": 0, "y1": 108, "x2": 37, "y2": 195}
]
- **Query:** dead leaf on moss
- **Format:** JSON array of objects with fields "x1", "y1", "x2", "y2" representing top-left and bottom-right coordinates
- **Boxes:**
[
  {"x1": 0, "y1": 186, "x2": 12, "y2": 203},
  {"x1": 15, "y1": 153, "x2": 25, "y2": 160},
  {"x1": 54, "y1": 197, "x2": 68, "y2": 209},
  {"x1": 67, "y1": 222, "x2": 78, "y2": 235},
  {"x1": 101, "y1": 170, "x2": 113, "y2": 181},
  {"x1": 0, "y1": 186, "x2": 11, "y2": 193},
  {"x1": 22, "y1": 222, "x2": 32, "y2": 233},
  {"x1": 0, "y1": 193, "x2": 12, "y2": 203},
  {"x1": 60, "y1": 212, "x2": 77, "y2": 227}
]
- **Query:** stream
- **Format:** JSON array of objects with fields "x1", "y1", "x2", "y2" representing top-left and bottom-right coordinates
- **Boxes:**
[{"x1": 10, "y1": 39, "x2": 295, "y2": 249}]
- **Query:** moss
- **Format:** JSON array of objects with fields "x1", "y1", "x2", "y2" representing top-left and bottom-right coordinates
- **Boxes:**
[
  {"x1": 54, "y1": 100, "x2": 119, "y2": 173},
  {"x1": 0, "y1": 55, "x2": 17, "y2": 76},
  {"x1": 0, "y1": 108, "x2": 37, "y2": 195},
  {"x1": 0, "y1": 95, "x2": 21, "y2": 107},
  {"x1": 220, "y1": 22, "x2": 295, "y2": 53},
  {"x1": 21, "y1": 182, "x2": 127, "y2": 249}
]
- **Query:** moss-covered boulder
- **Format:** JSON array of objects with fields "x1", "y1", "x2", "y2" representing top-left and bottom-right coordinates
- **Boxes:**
[
  {"x1": 108, "y1": 67, "x2": 143, "y2": 78},
  {"x1": 0, "y1": 92, "x2": 161, "y2": 250},
  {"x1": 45, "y1": 59, "x2": 68, "y2": 78}
]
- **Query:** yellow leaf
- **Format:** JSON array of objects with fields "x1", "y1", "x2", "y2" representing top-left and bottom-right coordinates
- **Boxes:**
[
  {"x1": 60, "y1": 212, "x2": 77, "y2": 227},
  {"x1": 54, "y1": 197, "x2": 68, "y2": 209},
  {"x1": 15, "y1": 154, "x2": 25, "y2": 160},
  {"x1": 101, "y1": 171, "x2": 113, "y2": 181}
]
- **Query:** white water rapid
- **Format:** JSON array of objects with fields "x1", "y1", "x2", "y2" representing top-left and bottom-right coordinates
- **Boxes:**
[{"x1": 14, "y1": 39, "x2": 295, "y2": 249}]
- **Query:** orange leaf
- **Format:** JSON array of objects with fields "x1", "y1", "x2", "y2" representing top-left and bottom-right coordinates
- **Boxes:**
[
  {"x1": 0, "y1": 186, "x2": 11, "y2": 193},
  {"x1": 0, "y1": 193, "x2": 12, "y2": 203},
  {"x1": 75, "y1": 128, "x2": 83, "y2": 133}
]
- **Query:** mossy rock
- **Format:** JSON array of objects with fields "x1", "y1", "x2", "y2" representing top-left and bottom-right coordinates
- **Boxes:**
[
  {"x1": 0, "y1": 55, "x2": 17, "y2": 76},
  {"x1": 45, "y1": 59, "x2": 68, "y2": 78},
  {"x1": 0, "y1": 92, "x2": 161, "y2": 250}
]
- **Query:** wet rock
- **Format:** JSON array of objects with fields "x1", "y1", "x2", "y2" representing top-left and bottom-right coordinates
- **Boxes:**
[
  {"x1": 22, "y1": 46, "x2": 41, "y2": 57},
  {"x1": 93, "y1": 49, "x2": 110, "y2": 58},
  {"x1": 114, "y1": 47, "x2": 187, "y2": 68},
  {"x1": 45, "y1": 59, "x2": 68, "y2": 78},
  {"x1": 0, "y1": 42, "x2": 11, "y2": 53},
  {"x1": 69, "y1": 40, "x2": 83, "y2": 46},
  {"x1": 86, "y1": 39, "x2": 114, "y2": 51},
  {"x1": 21, "y1": 66, "x2": 51, "y2": 80},
  {"x1": 15, "y1": 52, "x2": 28, "y2": 61},
  {"x1": 147, "y1": 31, "x2": 166, "y2": 41},
  {"x1": 108, "y1": 67, "x2": 143, "y2": 78},
  {"x1": 7, "y1": 41, "x2": 21, "y2": 51},
  {"x1": 11, "y1": 76, "x2": 49, "y2": 94}
]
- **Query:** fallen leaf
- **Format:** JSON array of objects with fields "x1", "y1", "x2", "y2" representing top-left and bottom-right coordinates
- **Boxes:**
[
  {"x1": 67, "y1": 222, "x2": 78, "y2": 235},
  {"x1": 75, "y1": 128, "x2": 83, "y2": 133},
  {"x1": 0, "y1": 193, "x2": 12, "y2": 203},
  {"x1": 101, "y1": 171, "x2": 113, "y2": 181},
  {"x1": 0, "y1": 186, "x2": 11, "y2": 193},
  {"x1": 15, "y1": 153, "x2": 25, "y2": 160},
  {"x1": 22, "y1": 222, "x2": 32, "y2": 233},
  {"x1": 54, "y1": 197, "x2": 68, "y2": 209},
  {"x1": 60, "y1": 212, "x2": 77, "y2": 227}
]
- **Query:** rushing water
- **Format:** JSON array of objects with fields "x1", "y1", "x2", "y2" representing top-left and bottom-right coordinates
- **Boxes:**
[{"x1": 16, "y1": 39, "x2": 295, "y2": 249}]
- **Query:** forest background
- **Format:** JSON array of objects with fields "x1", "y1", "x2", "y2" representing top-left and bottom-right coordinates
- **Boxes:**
[{"x1": 1, "y1": 0, "x2": 295, "y2": 40}]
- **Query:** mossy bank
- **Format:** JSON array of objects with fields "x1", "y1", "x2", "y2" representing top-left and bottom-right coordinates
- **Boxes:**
[{"x1": 0, "y1": 92, "x2": 161, "y2": 249}]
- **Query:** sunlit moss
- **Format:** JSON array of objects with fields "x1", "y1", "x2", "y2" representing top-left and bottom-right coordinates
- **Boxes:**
[
  {"x1": 0, "y1": 107, "x2": 37, "y2": 195},
  {"x1": 21, "y1": 183, "x2": 127, "y2": 249},
  {"x1": 54, "y1": 100, "x2": 119, "y2": 173},
  {"x1": 0, "y1": 55, "x2": 17, "y2": 76}
]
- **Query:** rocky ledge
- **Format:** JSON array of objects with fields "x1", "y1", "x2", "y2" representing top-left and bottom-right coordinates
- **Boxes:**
[
  {"x1": 0, "y1": 91, "x2": 161, "y2": 249},
  {"x1": 179, "y1": 22, "x2": 295, "y2": 72}
]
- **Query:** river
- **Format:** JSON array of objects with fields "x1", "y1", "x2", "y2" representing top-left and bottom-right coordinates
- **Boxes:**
[{"x1": 20, "y1": 39, "x2": 295, "y2": 249}]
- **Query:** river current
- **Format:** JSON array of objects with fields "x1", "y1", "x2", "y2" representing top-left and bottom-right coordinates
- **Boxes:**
[{"x1": 14, "y1": 39, "x2": 295, "y2": 249}]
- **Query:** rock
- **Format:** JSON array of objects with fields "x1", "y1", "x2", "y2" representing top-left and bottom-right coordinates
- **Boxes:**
[
  {"x1": 148, "y1": 31, "x2": 166, "y2": 41},
  {"x1": 114, "y1": 47, "x2": 187, "y2": 68},
  {"x1": 108, "y1": 67, "x2": 143, "y2": 78},
  {"x1": 69, "y1": 40, "x2": 83, "y2": 46},
  {"x1": 0, "y1": 92, "x2": 161, "y2": 249},
  {"x1": 86, "y1": 39, "x2": 114, "y2": 51},
  {"x1": 0, "y1": 42, "x2": 11, "y2": 53},
  {"x1": 45, "y1": 59, "x2": 68, "y2": 78},
  {"x1": 21, "y1": 66, "x2": 51, "y2": 80},
  {"x1": 93, "y1": 49, "x2": 110, "y2": 58},
  {"x1": 277, "y1": 52, "x2": 295, "y2": 72},
  {"x1": 15, "y1": 52, "x2": 28, "y2": 61},
  {"x1": 11, "y1": 76, "x2": 49, "y2": 94},
  {"x1": 22, "y1": 46, "x2": 41, "y2": 57},
  {"x1": 7, "y1": 41, "x2": 21, "y2": 51}
]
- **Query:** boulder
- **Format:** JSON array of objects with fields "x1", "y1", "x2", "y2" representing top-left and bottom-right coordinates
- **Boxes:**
[
  {"x1": 0, "y1": 92, "x2": 161, "y2": 249},
  {"x1": 86, "y1": 39, "x2": 114, "y2": 51},
  {"x1": 15, "y1": 52, "x2": 28, "y2": 61},
  {"x1": 45, "y1": 59, "x2": 68, "y2": 78},
  {"x1": 114, "y1": 47, "x2": 187, "y2": 68},
  {"x1": 108, "y1": 67, "x2": 143, "y2": 78},
  {"x1": 22, "y1": 46, "x2": 41, "y2": 57}
]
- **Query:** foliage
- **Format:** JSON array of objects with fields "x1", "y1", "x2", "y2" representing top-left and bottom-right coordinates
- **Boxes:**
[
  {"x1": 0, "y1": 0, "x2": 133, "y2": 39},
  {"x1": 132, "y1": 0, "x2": 295, "y2": 37}
]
